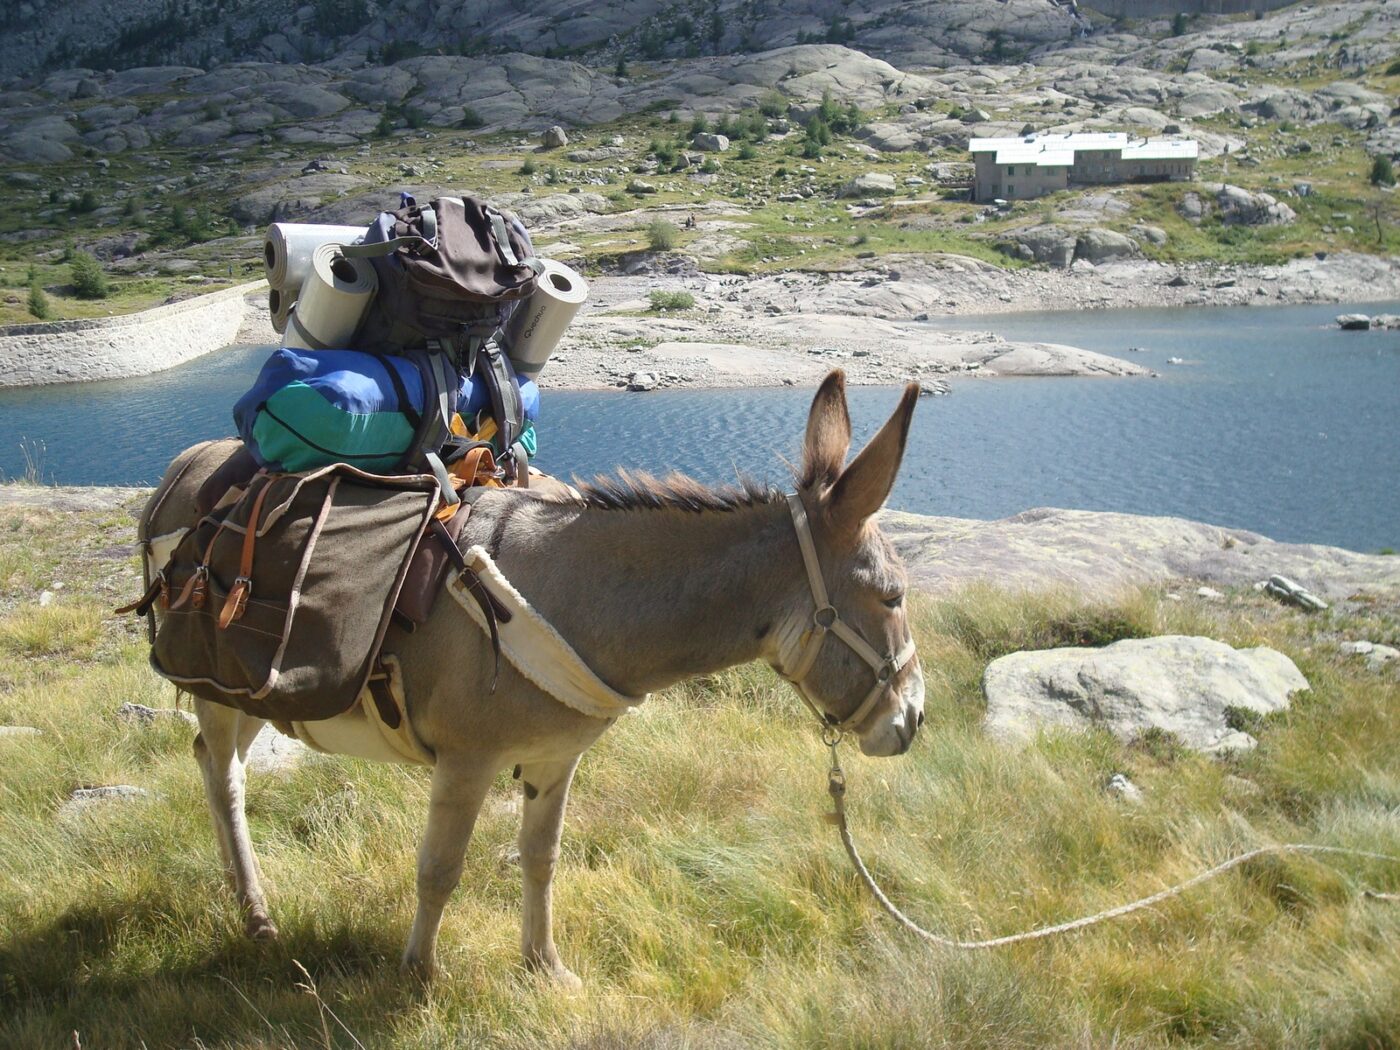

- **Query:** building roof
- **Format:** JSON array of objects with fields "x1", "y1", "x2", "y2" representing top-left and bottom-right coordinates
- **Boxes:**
[{"x1": 969, "y1": 132, "x2": 1198, "y2": 167}]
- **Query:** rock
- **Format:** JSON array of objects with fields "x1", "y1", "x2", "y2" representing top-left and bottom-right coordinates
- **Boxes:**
[
  {"x1": 1178, "y1": 192, "x2": 1206, "y2": 224},
  {"x1": 1263, "y1": 574, "x2": 1328, "y2": 612},
  {"x1": 626, "y1": 179, "x2": 658, "y2": 195},
  {"x1": 61, "y1": 784, "x2": 152, "y2": 819},
  {"x1": 838, "y1": 172, "x2": 897, "y2": 198},
  {"x1": 1211, "y1": 183, "x2": 1295, "y2": 226},
  {"x1": 627, "y1": 372, "x2": 659, "y2": 392},
  {"x1": 1131, "y1": 224, "x2": 1167, "y2": 246},
  {"x1": 1340, "y1": 640, "x2": 1399, "y2": 671},
  {"x1": 246, "y1": 728, "x2": 312, "y2": 775},
  {"x1": 0, "y1": 726, "x2": 42, "y2": 738},
  {"x1": 1166, "y1": 273, "x2": 1190, "y2": 288},
  {"x1": 542, "y1": 125, "x2": 568, "y2": 149},
  {"x1": 1002, "y1": 224, "x2": 1077, "y2": 268},
  {"x1": 1075, "y1": 228, "x2": 1138, "y2": 265},
  {"x1": 38, "y1": 590, "x2": 55, "y2": 607},
  {"x1": 1336, "y1": 313, "x2": 1372, "y2": 330},
  {"x1": 1106, "y1": 773, "x2": 1144, "y2": 804},
  {"x1": 1196, "y1": 586, "x2": 1224, "y2": 601},
  {"x1": 118, "y1": 702, "x2": 198, "y2": 726},
  {"x1": 982, "y1": 635, "x2": 1309, "y2": 754},
  {"x1": 691, "y1": 132, "x2": 730, "y2": 152}
]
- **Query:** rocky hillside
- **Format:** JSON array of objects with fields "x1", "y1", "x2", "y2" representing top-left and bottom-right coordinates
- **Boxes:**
[
  {"x1": 3, "y1": 0, "x2": 1090, "y2": 80},
  {"x1": 1, "y1": 1, "x2": 1397, "y2": 328}
]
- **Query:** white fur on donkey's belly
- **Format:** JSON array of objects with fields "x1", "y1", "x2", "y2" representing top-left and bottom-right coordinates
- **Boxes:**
[{"x1": 291, "y1": 706, "x2": 425, "y2": 765}]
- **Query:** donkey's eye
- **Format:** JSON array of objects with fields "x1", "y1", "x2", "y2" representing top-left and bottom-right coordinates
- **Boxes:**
[{"x1": 882, "y1": 593, "x2": 904, "y2": 609}]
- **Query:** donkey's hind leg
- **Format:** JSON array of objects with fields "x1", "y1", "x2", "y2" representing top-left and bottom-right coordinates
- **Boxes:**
[{"x1": 192, "y1": 698, "x2": 277, "y2": 940}]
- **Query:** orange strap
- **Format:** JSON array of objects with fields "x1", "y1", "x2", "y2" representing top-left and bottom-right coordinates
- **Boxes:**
[
  {"x1": 217, "y1": 478, "x2": 275, "y2": 630},
  {"x1": 436, "y1": 446, "x2": 502, "y2": 521}
]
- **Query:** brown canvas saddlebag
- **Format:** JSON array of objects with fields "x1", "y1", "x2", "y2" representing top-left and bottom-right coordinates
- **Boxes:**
[{"x1": 149, "y1": 464, "x2": 440, "y2": 722}]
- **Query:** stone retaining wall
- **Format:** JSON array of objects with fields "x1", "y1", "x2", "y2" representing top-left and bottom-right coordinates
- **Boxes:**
[{"x1": 0, "y1": 280, "x2": 266, "y2": 388}]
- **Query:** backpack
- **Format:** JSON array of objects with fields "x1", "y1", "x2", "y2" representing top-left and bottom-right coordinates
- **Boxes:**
[{"x1": 340, "y1": 194, "x2": 542, "y2": 490}]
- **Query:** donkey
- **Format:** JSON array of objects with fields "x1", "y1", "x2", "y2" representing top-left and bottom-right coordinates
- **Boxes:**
[{"x1": 145, "y1": 370, "x2": 924, "y2": 986}]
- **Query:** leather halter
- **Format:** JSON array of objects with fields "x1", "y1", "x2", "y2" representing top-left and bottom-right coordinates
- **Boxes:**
[{"x1": 776, "y1": 493, "x2": 918, "y2": 737}]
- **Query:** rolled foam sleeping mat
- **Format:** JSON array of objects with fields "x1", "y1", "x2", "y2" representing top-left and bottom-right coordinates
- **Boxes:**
[
  {"x1": 501, "y1": 258, "x2": 589, "y2": 381},
  {"x1": 268, "y1": 287, "x2": 295, "y2": 335},
  {"x1": 264, "y1": 222, "x2": 367, "y2": 291},
  {"x1": 283, "y1": 243, "x2": 377, "y2": 352}
]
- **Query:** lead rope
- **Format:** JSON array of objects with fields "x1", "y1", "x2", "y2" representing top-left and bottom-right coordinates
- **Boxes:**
[{"x1": 823, "y1": 738, "x2": 1400, "y2": 949}]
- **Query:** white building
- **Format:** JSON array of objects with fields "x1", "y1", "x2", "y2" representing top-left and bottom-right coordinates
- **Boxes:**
[{"x1": 970, "y1": 132, "x2": 1199, "y2": 202}]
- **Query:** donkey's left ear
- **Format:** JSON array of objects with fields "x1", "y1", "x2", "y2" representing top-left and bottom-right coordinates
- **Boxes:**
[{"x1": 825, "y1": 383, "x2": 919, "y2": 529}]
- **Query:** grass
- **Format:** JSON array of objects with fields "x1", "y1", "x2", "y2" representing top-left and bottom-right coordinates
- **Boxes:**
[{"x1": 0, "y1": 493, "x2": 1398, "y2": 1047}]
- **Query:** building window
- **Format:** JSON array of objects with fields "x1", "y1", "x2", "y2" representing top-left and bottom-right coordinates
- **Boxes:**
[{"x1": 1007, "y1": 184, "x2": 1015, "y2": 195}]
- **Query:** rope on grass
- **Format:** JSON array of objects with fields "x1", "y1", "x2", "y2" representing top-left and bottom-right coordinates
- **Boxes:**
[{"x1": 825, "y1": 746, "x2": 1400, "y2": 950}]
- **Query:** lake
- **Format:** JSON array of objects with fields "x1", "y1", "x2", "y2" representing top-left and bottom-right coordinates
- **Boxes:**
[{"x1": 1, "y1": 300, "x2": 1396, "y2": 552}]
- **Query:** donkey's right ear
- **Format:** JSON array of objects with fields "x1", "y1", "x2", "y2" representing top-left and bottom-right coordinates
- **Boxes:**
[{"x1": 800, "y1": 370, "x2": 851, "y2": 490}]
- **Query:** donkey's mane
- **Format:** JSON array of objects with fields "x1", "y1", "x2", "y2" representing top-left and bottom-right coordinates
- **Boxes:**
[{"x1": 567, "y1": 468, "x2": 782, "y2": 514}]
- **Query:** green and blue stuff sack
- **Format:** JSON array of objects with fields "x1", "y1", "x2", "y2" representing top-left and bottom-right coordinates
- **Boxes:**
[{"x1": 234, "y1": 348, "x2": 538, "y2": 474}]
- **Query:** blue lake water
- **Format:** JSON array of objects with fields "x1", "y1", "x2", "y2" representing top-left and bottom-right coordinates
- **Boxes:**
[{"x1": 0, "y1": 299, "x2": 1396, "y2": 551}]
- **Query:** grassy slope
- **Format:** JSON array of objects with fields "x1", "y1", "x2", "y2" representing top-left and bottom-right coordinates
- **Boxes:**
[
  {"x1": 3, "y1": 54, "x2": 1399, "y2": 326},
  {"x1": 1, "y1": 495, "x2": 1399, "y2": 1048}
]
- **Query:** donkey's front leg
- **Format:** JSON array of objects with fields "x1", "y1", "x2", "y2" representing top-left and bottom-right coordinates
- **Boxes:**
[
  {"x1": 517, "y1": 756, "x2": 582, "y2": 989},
  {"x1": 402, "y1": 757, "x2": 497, "y2": 979},
  {"x1": 192, "y1": 699, "x2": 276, "y2": 940}
]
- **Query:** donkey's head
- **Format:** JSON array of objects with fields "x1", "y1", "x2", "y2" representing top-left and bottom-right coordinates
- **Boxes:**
[{"x1": 772, "y1": 371, "x2": 924, "y2": 758}]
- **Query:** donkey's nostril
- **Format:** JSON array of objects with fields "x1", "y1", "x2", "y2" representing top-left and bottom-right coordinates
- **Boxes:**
[{"x1": 916, "y1": 711, "x2": 925, "y2": 728}]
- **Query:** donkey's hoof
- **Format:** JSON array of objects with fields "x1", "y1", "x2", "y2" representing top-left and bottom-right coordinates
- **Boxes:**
[
  {"x1": 245, "y1": 914, "x2": 279, "y2": 941},
  {"x1": 401, "y1": 953, "x2": 436, "y2": 983},
  {"x1": 527, "y1": 958, "x2": 583, "y2": 992}
]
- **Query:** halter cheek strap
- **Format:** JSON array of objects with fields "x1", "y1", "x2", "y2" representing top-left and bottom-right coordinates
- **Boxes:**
[{"x1": 777, "y1": 493, "x2": 918, "y2": 735}]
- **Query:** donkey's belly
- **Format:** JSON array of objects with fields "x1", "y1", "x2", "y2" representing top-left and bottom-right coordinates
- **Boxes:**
[{"x1": 290, "y1": 707, "x2": 423, "y2": 765}]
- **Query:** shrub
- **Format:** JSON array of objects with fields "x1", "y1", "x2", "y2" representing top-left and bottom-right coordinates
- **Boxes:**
[
  {"x1": 68, "y1": 189, "x2": 98, "y2": 214},
  {"x1": 700, "y1": 157, "x2": 719, "y2": 174},
  {"x1": 615, "y1": 55, "x2": 629, "y2": 78},
  {"x1": 27, "y1": 281, "x2": 49, "y2": 320},
  {"x1": 1171, "y1": 12, "x2": 1189, "y2": 36},
  {"x1": 1371, "y1": 154, "x2": 1396, "y2": 187},
  {"x1": 650, "y1": 139, "x2": 677, "y2": 167},
  {"x1": 690, "y1": 113, "x2": 709, "y2": 135},
  {"x1": 459, "y1": 106, "x2": 484, "y2": 129},
  {"x1": 737, "y1": 141, "x2": 757, "y2": 160},
  {"x1": 1387, "y1": 58, "x2": 1400, "y2": 76},
  {"x1": 759, "y1": 90, "x2": 786, "y2": 118},
  {"x1": 647, "y1": 219, "x2": 677, "y2": 251},
  {"x1": 69, "y1": 251, "x2": 108, "y2": 300},
  {"x1": 520, "y1": 157, "x2": 537, "y2": 176},
  {"x1": 374, "y1": 111, "x2": 394, "y2": 137},
  {"x1": 648, "y1": 290, "x2": 694, "y2": 311}
]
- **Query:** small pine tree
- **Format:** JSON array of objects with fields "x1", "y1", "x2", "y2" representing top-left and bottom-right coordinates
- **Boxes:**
[
  {"x1": 1371, "y1": 154, "x2": 1396, "y2": 187},
  {"x1": 1172, "y1": 12, "x2": 1189, "y2": 36},
  {"x1": 374, "y1": 111, "x2": 395, "y2": 137},
  {"x1": 70, "y1": 251, "x2": 108, "y2": 300},
  {"x1": 460, "y1": 106, "x2": 484, "y2": 129},
  {"x1": 519, "y1": 157, "x2": 537, "y2": 176},
  {"x1": 27, "y1": 281, "x2": 50, "y2": 320},
  {"x1": 615, "y1": 54, "x2": 628, "y2": 78},
  {"x1": 690, "y1": 113, "x2": 709, "y2": 135}
]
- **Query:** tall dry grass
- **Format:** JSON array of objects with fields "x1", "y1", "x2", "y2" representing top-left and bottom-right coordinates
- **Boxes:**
[{"x1": 1, "y1": 502, "x2": 1398, "y2": 1048}]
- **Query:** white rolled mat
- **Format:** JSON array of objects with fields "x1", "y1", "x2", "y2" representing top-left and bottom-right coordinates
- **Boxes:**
[
  {"x1": 268, "y1": 287, "x2": 295, "y2": 335},
  {"x1": 264, "y1": 223, "x2": 366, "y2": 291},
  {"x1": 283, "y1": 243, "x2": 377, "y2": 351},
  {"x1": 502, "y1": 259, "x2": 589, "y2": 380}
]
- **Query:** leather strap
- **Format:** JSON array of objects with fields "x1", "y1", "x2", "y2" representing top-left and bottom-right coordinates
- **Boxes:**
[
  {"x1": 777, "y1": 492, "x2": 917, "y2": 733},
  {"x1": 217, "y1": 478, "x2": 275, "y2": 630},
  {"x1": 428, "y1": 516, "x2": 511, "y2": 690}
]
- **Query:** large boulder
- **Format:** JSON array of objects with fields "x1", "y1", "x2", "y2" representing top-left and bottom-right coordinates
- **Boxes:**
[
  {"x1": 542, "y1": 125, "x2": 569, "y2": 148},
  {"x1": 1001, "y1": 224, "x2": 1077, "y2": 267},
  {"x1": 983, "y1": 635, "x2": 1309, "y2": 753},
  {"x1": 1075, "y1": 228, "x2": 1138, "y2": 264},
  {"x1": 1213, "y1": 183, "x2": 1296, "y2": 226},
  {"x1": 838, "y1": 172, "x2": 898, "y2": 198},
  {"x1": 691, "y1": 132, "x2": 730, "y2": 152}
]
